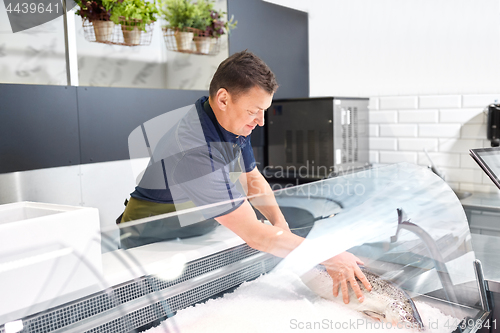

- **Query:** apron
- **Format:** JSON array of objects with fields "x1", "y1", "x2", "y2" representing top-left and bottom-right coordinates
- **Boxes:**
[{"x1": 117, "y1": 152, "x2": 244, "y2": 249}]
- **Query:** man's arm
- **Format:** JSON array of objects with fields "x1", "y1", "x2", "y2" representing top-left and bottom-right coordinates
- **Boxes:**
[
  {"x1": 215, "y1": 197, "x2": 372, "y2": 304},
  {"x1": 239, "y1": 167, "x2": 290, "y2": 231}
]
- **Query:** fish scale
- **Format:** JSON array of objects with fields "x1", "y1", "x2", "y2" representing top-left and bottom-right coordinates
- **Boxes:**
[
  {"x1": 301, "y1": 265, "x2": 425, "y2": 330},
  {"x1": 363, "y1": 268, "x2": 416, "y2": 320}
]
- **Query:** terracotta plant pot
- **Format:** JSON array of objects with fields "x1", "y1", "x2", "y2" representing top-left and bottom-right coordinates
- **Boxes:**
[
  {"x1": 93, "y1": 20, "x2": 114, "y2": 42},
  {"x1": 175, "y1": 31, "x2": 194, "y2": 51},
  {"x1": 194, "y1": 36, "x2": 211, "y2": 54},
  {"x1": 209, "y1": 37, "x2": 217, "y2": 52},
  {"x1": 122, "y1": 26, "x2": 141, "y2": 45}
]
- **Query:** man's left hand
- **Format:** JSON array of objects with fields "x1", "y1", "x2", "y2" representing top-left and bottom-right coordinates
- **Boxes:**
[{"x1": 322, "y1": 252, "x2": 372, "y2": 304}]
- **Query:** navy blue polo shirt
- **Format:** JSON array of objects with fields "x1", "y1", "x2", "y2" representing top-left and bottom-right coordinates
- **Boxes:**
[{"x1": 131, "y1": 96, "x2": 256, "y2": 217}]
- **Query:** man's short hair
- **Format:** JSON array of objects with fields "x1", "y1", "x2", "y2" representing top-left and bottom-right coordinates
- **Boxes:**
[{"x1": 209, "y1": 50, "x2": 279, "y2": 98}]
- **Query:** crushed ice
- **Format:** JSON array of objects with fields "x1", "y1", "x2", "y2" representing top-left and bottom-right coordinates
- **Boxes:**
[{"x1": 144, "y1": 270, "x2": 460, "y2": 333}]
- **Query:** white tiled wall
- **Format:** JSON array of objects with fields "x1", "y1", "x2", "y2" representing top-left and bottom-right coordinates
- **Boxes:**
[{"x1": 369, "y1": 94, "x2": 500, "y2": 194}]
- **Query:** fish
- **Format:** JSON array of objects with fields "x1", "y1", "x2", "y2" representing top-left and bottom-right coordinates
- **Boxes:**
[{"x1": 301, "y1": 265, "x2": 425, "y2": 330}]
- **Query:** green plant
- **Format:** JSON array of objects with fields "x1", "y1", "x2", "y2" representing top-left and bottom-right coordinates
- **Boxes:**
[
  {"x1": 75, "y1": 0, "x2": 113, "y2": 21},
  {"x1": 159, "y1": 0, "x2": 197, "y2": 30},
  {"x1": 106, "y1": 0, "x2": 158, "y2": 31},
  {"x1": 160, "y1": 0, "x2": 236, "y2": 36},
  {"x1": 190, "y1": 0, "x2": 213, "y2": 32}
]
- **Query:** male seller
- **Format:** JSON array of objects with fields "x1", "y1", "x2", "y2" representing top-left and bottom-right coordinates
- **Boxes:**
[{"x1": 119, "y1": 50, "x2": 372, "y2": 304}]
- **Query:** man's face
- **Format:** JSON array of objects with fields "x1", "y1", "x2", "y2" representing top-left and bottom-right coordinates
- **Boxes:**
[{"x1": 220, "y1": 86, "x2": 273, "y2": 137}]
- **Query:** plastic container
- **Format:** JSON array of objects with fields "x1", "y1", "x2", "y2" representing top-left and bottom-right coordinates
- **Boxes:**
[{"x1": 0, "y1": 202, "x2": 102, "y2": 325}]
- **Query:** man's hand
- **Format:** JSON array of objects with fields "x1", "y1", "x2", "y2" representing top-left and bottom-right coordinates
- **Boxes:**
[{"x1": 322, "y1": 252, "x2": 372, "y2": 304}]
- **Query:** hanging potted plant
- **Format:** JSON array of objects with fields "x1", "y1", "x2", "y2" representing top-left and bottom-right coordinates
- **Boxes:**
[
  {"x1": 109, "y1": 0, "x2": 158, "y2": 46},
  {"x1": 190, "y1": 0, "x2": 213, "y2": 54},
  {"x1": 197, "y1": 7, "x2": 237, "y2": 54},
  {"x1": 75, "y1": 0, "x2": 115, "y2": 43},
  {"x1": 160, "y1": 0, "x2": 199, "y2": 51},
  {"x1": 160, "y1": 0, "x2": 236, "y2": 54}
]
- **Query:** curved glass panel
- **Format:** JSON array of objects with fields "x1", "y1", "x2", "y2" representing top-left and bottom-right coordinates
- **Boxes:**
[
  {"x1": 274, "y1": 163, "x2": 481, "y2": 323},
  {"x1": 109, "y1": 162, "x2": 483, "y2": 332}
]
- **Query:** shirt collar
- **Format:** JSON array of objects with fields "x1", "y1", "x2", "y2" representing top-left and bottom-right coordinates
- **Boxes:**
[{"x1": 200, "y1": 96, "x2": 249, "y2": 147}]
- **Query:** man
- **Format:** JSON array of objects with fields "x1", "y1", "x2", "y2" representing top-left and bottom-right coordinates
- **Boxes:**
[{"x1": 120, "y1": 50, "x2": 371, "y2": 304}]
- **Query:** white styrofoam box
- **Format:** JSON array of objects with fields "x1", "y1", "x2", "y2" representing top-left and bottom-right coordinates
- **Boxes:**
[
  {"x1": 460, "y1": 183, "x2": 499, "y2": 194},
  {"x1": 0, "y1": 160, "x2": 141, "y2": 254},
  {"x1": 398, "y1": 110, "x2": 438, "y2": 123},
  {"x1": 378, "y1": 96, "x2": 418, "y2": 110},
  {"x1": 440, "y1": 108, "x2": 485, "y2": 124},
  {"x1": 369, "y1": 151, "x2": 379, "y2": 163},
  {"x1": 461, "y1": 124, "x2": 487, "y2": 139},
  {"x1": 379, "y1": 151, "x2": 418, "y2": 164},
  {"x1": 438, "y1": 138, "x2": 485, "y2": 153},
  {"x1": 379, "y1": 124, "x2": 418, "y2": 137},
  {"x1": 369, "y1": 124, "x2": 379, "y2": 137},
  {"x1": 462, "y1": 94, "x2": 500, "y2": 108},
  {"x1": 460, "y1": 153, "x2": 480, "y2": 168},
  {"x1": 419, "y1": 124, "x2": 461, "y2": 138},
  {"x1": 368, "y1": 97, "x2": 379, "y2": 110},
  {"x1": 417, "y1": 152, "x2": 460, "y2": 168},
  {"x1": 398, "y1": 138, "x2": 438, "y2": 152},
  {"x1": 440, "y1": 167, "x2": 483, "y2": 183},
  {"x1": 369, "y1": 138, "x2": 397, "y2": 150},
  {"x1": 419, "y1": 95, "x2": 461, "y2": 109},
  {"x1": 369, "y1": 111, "x2": 397, "y2": 123},
  {"x1": 0, "y1": 202, "x2": 102, "y2": 325}
]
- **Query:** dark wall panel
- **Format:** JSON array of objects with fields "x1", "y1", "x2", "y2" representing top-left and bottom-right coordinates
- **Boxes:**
[
  {"x1": 0, "y1": 84, "x2": 80, "y2": 173},
  {"x1": 228, "y1": 0, "x2": 309, "y2": 99},
  {"x1": 77, "y1": 86, "x2": 206, "y2": 164}
]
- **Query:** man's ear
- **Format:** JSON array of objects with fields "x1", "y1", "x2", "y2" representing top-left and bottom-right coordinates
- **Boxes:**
[{"x1": 215, "y1": 88, "x2": 229, "y2": 112}]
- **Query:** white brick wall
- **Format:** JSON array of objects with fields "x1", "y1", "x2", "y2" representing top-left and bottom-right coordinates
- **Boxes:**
[
  {"x1": 378, "y1": 97, "x2": 418, "y2": 110},
  {"x1": 440, "y1": 109, "x2": 485, "y2": 123},
  {"x1": 380, "y1": 151, "x2": 418, "y2": 164},
  {"x1": 417, "y1": 152, "x2": 460, "y2": 168},
  {"x1": 370, "y1": 94, "x2": 497, "y2": 193},
  {"x1": 379, "y1": 124, "x2": 418, "y2": 137},
  {"x1": 419, "y1": 124, "x2": 461, "y2": 138},
  {"x1": 419, "y1": 95, "x2": 461, "y2": 109},
  {"x1": 399, "y1": 138, "x2": 438, "y2": 152},
  {"x1": 438, "y1": 138, "x2": 484, "y2": 153},
  {"x1": 369, "y1": 111, "x2": 398, "y2": 123},
  {"x1": 462, "y1": 95, "x2": 500, "y2": 108},
  {"x1": 399, "y1": 110, "x2": 438, "y2": 123},
  {"x1": 370, "y1": 138, "x2": 397, "y2": 150}
]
